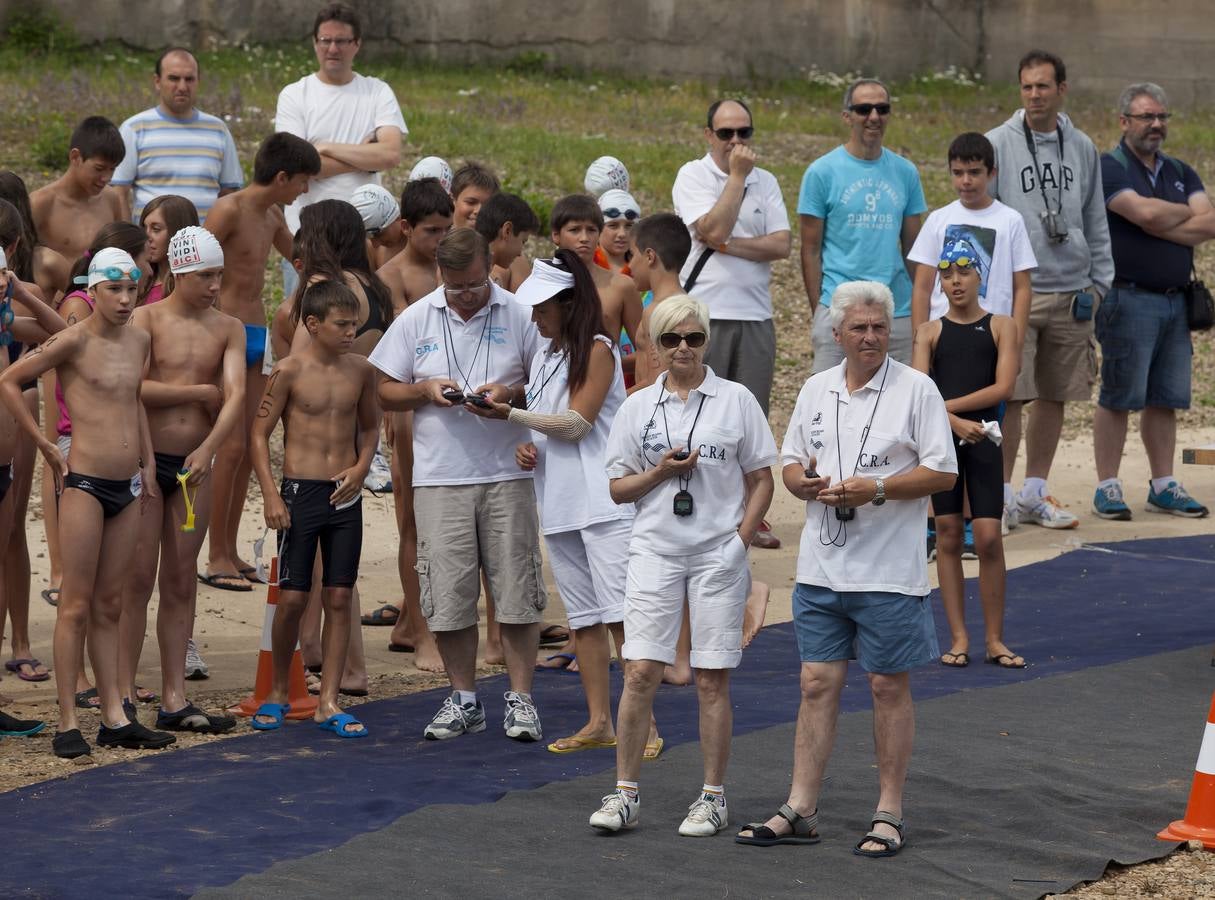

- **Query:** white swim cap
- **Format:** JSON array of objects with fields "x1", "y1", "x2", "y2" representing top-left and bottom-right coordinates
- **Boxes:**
[
  {"x1": 351, "y1": 183, "x2": 401, "y2": 234},
  {"x1": 168, "y1": 226, "x2": 224, "y2": 275},
  {"x1": 513, "y1": 258, "x2": 574, "y2": 307},
  {"x1": 584, "y1": 156, "x2": 630, "y2": 196},
  {"x1": 598, "y1": 189, "x2": 641, "y2": 221},
  {"x1": 410, "y1": 156, "x2": 454, "y2": 194},
  {"x1": 84, "y1": 247, "x2": 140, "y2": 287}
]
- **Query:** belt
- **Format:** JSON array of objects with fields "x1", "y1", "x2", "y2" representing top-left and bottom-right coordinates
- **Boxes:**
[{"x1": 1112, "y1": 278, "x2": 1185, "y2": 295}]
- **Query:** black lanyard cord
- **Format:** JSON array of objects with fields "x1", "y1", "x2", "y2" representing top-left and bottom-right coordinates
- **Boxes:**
[
  {"x1": 441, "y1": 303, "x2": 494, "y2": 394},
  {"x1": 1021, "y1": 116, "x2": 1065, "y2": 215}
]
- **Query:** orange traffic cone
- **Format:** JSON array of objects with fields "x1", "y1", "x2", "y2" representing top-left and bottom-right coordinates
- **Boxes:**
[
  {"x1": 1158, "y1": 690, "x2": 1215, "y2": 847},
  {"x1": 235, "y1": 558, "x2": 318, "y2": 721}
]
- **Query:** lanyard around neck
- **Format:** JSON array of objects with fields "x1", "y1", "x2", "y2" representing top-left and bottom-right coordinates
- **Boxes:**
[{"x1": 1021, "y1": 116, "x2": 1065, "y2": 215}]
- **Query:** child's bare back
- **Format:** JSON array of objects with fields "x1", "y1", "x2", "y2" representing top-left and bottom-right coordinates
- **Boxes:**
[{"x1": 206, "y1": 192, "x2": 290, "y2": 325}]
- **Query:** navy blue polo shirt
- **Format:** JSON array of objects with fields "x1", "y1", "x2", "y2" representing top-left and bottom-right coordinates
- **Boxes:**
[{"x1": 1102, "y1": 138, "x2": 1204, "y2": 291}]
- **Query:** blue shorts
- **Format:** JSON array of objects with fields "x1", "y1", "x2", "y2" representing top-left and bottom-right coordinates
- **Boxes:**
[
  {"x1": 792, "y1": 583, "x2": 939, "y2": 674},
  {"x1": 1095, "y1": 284, "x2": 1191, "y2": 411},
  {"x1": 243, "y1": 324, "x2": 267, "y2": 369}
]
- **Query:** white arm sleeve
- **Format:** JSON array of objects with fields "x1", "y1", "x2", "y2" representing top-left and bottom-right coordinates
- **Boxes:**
[{"x1": 508, "y1": 407, "x2": 592, "y2": 442}]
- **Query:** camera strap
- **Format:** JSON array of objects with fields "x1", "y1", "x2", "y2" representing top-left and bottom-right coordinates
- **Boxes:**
[
  {"x1": 660, "y1": 384, "x2": 708, "y2": 496},
  {"x1": 442, "y1": 303, "x2": 494, "y2": 395},
  {"x1": 1021, "y1": 116, "x2": 1065, "y2": 216}
]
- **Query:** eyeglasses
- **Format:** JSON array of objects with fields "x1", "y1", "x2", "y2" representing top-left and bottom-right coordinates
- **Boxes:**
[
  {"x1": 315, "y1": 37, "x2": 356, "y2": 48},
  {"x1": 938, "y1": 257, "x2": 976, "y2": 270},
  {"x1": 1125, "y1": 112, "x2": 1171, "y2": 123},
  {"x1": 73, "y1": 266, "x2": 143, "y2": 285},
  {"x1": 602, "y1": 208, "x2": 639, "y2": 221},
  {"x1": 443, "y1": 277, "x2": 491, "y2": 299},
  {"x1": 849, "y1": 103, "x2": 892, "y2": 117},
  {"x1": 658, "y1": 331, "x2": 707, "y2": 349},
  {"x1": 712, "y1": 126, "x2": 754, "y2": 141}
]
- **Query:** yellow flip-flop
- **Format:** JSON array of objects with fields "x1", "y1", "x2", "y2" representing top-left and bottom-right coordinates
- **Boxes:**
[
  {"x1": 643, "y1": 736, "x2": 664, "y2": 761},
  {"x1": 546, "y1": 734, "x2": 617, "y2": 754}
]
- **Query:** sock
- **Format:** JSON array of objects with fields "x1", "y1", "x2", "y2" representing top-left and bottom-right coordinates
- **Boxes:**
[
  {"x1": 455, "y1": 690, "x2": 477, "y2": 707},
  {"x1": 1003, "y1": 483, "x2": 1013, "y2": 505},
  {"x1": 1020, "y1": 477, "x2": 1047, "y2": 501},
  {"x1": 1151, "y1": 476, "x2": 1176, "y2": 494},
  {"x1": 702, "y1": 783, "x2": 725, "y2": 805},
  {"x1": 1097, "y1": 477, "x2": 1120, "y2": 491},
  {"x1": 617, "y1": 780, "x2": 639, "y2": 798}
]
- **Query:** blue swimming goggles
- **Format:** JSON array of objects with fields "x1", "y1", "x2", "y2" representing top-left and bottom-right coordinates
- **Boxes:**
[{"x1": 73, "y1": 266, "x2": 143, "y2": 285}]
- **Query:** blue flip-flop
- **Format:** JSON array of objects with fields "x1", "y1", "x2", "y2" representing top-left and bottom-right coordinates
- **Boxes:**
[
  {"x1": 316, "y1": 713, "x2": 368, "y2": 739},
  {"x1": 250, "y1": 702, "x2": 290, "y2": 731}
]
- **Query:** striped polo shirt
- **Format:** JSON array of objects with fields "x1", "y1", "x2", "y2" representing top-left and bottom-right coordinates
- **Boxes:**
[{"x1": 113, "y1": 107, "x2": 244, "y2": 222}]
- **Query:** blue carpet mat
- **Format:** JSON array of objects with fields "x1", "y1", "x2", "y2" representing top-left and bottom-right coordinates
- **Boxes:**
[{"x1": 6, "y1": 533, "x2": 1213, "y2": 898}]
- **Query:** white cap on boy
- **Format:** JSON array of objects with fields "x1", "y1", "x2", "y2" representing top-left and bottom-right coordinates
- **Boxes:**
[
  {"x1": 351, "y1": 184, "x2": 401, "y2": 234},
  {"x1": 409, "y1": 156, "x2": 454, "y2": 194},
  {"x1": 584, "y1": 156, "x2": 630, "y2": 196},
  {"x1": 168, "y1": 226, "x2": 224, "y2": 274}
]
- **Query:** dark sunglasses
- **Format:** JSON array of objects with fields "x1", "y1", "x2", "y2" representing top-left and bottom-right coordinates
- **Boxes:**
[
  {"x1": 713, "y1": 126, "x2": 754, "y2": 141},
  {"x1": 659, "y1": 331, "x2": 707, "y2": 349},
  {"x1": 849, "y1": 103, "x2": 892, "y2": 117},
  {"x1": 602, "y1": 208, "x2": 640, "y2": 221}
]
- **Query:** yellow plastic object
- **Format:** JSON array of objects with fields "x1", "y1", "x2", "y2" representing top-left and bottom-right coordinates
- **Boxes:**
[{"x1": 178, "y1": 470, "x2": 197, "y2": 532}]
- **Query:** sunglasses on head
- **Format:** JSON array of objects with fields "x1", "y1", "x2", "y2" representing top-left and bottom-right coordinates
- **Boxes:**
[
  {"x1": 713, "y1": 126, "x2": 754, "y2": 141},
  {"x1": 849, "y1": 103, "x2": 892, "y2": 117},
  {"x1": 659, "y1": 331, "x2": 707, "y2": 349},
  {"x1": 602, "y1": 208, "x2": 639, "y2": 221},
  {"x1": 74, "y1": 266, "x2": 143, "y2": 286},
  {"x1": 938, "y1": 257, "x2": 975, "y2": 270}
]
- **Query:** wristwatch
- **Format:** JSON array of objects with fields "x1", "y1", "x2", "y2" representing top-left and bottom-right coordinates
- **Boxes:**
[{"x1": 872, "y1": 477, "x2": 886, "y2": 506}]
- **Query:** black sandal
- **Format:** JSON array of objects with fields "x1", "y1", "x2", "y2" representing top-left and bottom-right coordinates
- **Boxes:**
[
  {"x1": 735, "y1": 803, "x2": 821, "y2": 846},
  {"x1": 156, "y1": 703, "x2": 237, "y2": 734},
  {"x1": 853, "y1": 810, "x2": 906, "y2": 857}
]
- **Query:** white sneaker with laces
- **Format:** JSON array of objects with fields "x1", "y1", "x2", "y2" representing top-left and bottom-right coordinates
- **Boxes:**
[
  {"x1": 1002, "y1": 502, "x2": 1019, "y2": 535},
  {"x1": 184, "y1": 638, "x2": 209, "y2": 680},
  {"x1": 590, "y1": 790, "x2": 639, "y2": 832},
  {"x1": 678, "y1": 794, "x2": 728, "y2": 837},
  {"x1": 424, "y1": 693, "x2": 487, "y2": 740},
  {"x1": 1017, "y1": 494, "x2": 1078, "y2": 529},
  {"x1": 503, "y1": 691, "x2": 542, "y2": 741},
  {"x1": 363, "y1": 450, "x2": 392, "y2": 492}
]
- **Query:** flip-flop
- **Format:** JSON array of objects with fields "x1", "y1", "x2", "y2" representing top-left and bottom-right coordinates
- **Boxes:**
[
  {"x1": 643, "y1": 736, "x2": 664, "y2": 761},
  {"x1": 40, "y1": 588, "x2": 59, "y2": 608},
  {"x1": 940, "y1": 652, "x2": 970, "y2": 668},
  {"x1": 538, "y1": 624, "x2": 570, "y2": 647},
  {"x1": 388, "y1": 641, "x2": 415, "y2": 653},
  {"x1": 0, "y1": 711, "x2": 45, "y2": 736},
  {"x1": 251, "y1": 702, "x2": 290, "y2": 731},
  {"x1": 197, "y1": 572, "x2": 253, "y2": 592},
  {"x1": 240, "y1": 566, "x2": 267, "y2": 585},
  {"x1": 135, "y1": 685, "x2": 158, "y2": 704},
  {"x1": 317, "y1": 712, "x2": 368, "y2": 738},
  {"x1": 361, "y1": 604, "x2": 400, "y2": 626},
  {"x1": 546, "y1": 734, "x2": 617, "y2": 754},
  {"x1": 536, "y1": 652, "x2": 576, "y2": 671},
  {"x1": 985, "y1": 653, "x2": 1027, "y2": 669},
  {"x1": 5, "y1": 658, "x2": 51, "y2": 682},
  {"x1": 74, "y1": 688, "x2": 101, "y2": 710},
  {"x1": 156, "y1": 704, "x2": 236, "y2": 734}
]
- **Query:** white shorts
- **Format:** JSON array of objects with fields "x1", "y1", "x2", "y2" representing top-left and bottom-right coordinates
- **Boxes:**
[
  {"x1": 544, "y1": 519, "x2": 631, "y2": 630},
  {"x1": 622, "y1": 534, "x2": 751, "y2": 670}
]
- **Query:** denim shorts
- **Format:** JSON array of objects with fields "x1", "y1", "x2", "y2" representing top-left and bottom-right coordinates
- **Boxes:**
[
  {"x1": 1095, "y1": 284, "x2": 1192, "y2": 411},
  {"x1": 792, "y1": 583, "x2": 939, "y2": 674}
]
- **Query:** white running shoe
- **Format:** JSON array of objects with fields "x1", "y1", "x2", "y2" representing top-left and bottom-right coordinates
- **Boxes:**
[
  {"x1": 503, "y1": 691, "x2": 542, "y2": 741},
  {"x1": 590, "y1": 790, "x2": 639, "y2": 833},
  {"x1": 363, "y1": 449, "x2": 392, "y2": 492},
  {"x1": 1017, "y1": 494, "x2": 1078, "y2": 529},
  {"x1": 1002, "y1": 502, "x2": 1019, "y2": 536},
  {"x1": 424, "y1": 693, "x2": 487, "y2": 740},
  {"x1": 184, "y1": 638, "x2": 209, "y2": 680},
  {"x1": 678, "y1": 794, "x2": 728, "y2": 837}
]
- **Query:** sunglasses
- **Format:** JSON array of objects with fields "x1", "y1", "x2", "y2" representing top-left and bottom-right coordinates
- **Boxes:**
[
  {"x1": 937, "y1": 257, "x2": 976, "y2": 270},
  {"x1": 74, "y1": 266, "x2": 143, "y2": 286},
  {"x1": 713, "y1": 126, "x2": 754, "y2": 141},
  {"x1": 849, "y1": 103, "x2": 892, "y2": 117},
  {"x1": 659, "y1": 331, "x2": 707, "y2": 349},
  {"x1": 602, "y1": 208, "x2": 639, "y2": 221}
]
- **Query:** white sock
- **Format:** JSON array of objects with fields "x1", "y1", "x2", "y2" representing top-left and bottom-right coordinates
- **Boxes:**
[
  {"x1": 617, "y1": 780, "x2": 639, "y2": 798},
  {"x1": 1097, "y1": 477, "x2": 1120, "y2": 490},
  {"x1": 1003, "y1": 483, "x2": 1014, "y2": 505},
  {"x1": 1020, "y1": 477, "x2": 1047, "y2": 500},
  {"x1": 1151, "y1": 476, "x2": 1176, "y2": 494},
  {"x1": 455, "y1": 690, "x2": 477, "y2": 707},
  {"x1": 702, "y1": 783, "x2": 726, "y2": 806}
]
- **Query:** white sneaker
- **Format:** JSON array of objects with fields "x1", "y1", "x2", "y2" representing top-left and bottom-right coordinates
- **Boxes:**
[
  {"x1": 590, "y1": 790, "x2": 639, "y2": 832},
  {"x1": 184, "y1": 638, "x2": 209, "y2": 680},
  {"x1": 1002, "y1": 502, "x2": 1019, "y2": 536},
  {"x1": 424, "y1": 694, "x2": 487, "y2": 740},
  {"x1": 503, "y1": 691, "x2": 542, "y2": 741},
  {"x1": 1017, "y1": 494, "x2": 1078, "y2": 529},
  {"x1": 363, "y1": 450, "x2": 392, "y2": 492},
  {"x1": 678, "y1": 794, "x2": 728, "y2": 837}
]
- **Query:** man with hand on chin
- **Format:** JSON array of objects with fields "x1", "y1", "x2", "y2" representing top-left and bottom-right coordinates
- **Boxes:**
[{"x1": 735, "y1": 280, "x2": 954, "y2": 858}]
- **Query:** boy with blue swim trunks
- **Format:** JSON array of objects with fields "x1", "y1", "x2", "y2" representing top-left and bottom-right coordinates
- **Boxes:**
[{"x1": 202, "y1": 133, "x2": 320, "y2": 591}]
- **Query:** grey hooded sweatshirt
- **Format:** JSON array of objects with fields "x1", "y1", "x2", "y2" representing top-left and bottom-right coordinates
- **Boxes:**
[{"x1": 986, "y1": 109, "x2": 1113, "y2": 294}]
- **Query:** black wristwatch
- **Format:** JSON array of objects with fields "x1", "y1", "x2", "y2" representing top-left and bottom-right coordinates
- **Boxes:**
[{"x1": 872, "y1": 477, "x2": 886, "y2": 506}]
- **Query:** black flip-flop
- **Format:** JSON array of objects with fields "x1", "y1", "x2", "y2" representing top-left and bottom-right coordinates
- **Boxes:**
[
  {"x1": 74, "y1": 688, "x2": 101, "y2": 710},
  {"x1": 361, "y1": 604, "x2": 400, "y2": 626},
  {"x1": 240, "y1": 566, "x2": 267, "y2": 585},
  {"x1": 197, "y1": 572, "x2": 253, "y2": 592},
  {"x1": 538, "y1": 624, "x2": 570, "y2": 648},
  {"x1": 985, "y1": 652, "x2": 1027, "y2": 669},
  {"x1": 156, "y1": 704, "x2": 237, "y2": 734},
  {"x1": 940, "y1": 652, "x2": 970, "y2": 668},
  {"x1": 41, "y1": 588, "x2": 59, "y2": 608}
]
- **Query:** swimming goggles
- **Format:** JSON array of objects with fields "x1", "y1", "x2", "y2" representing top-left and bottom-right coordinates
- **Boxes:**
[
  {"x1": 177, "y1": 470, "x2": 197, "y2": 532},
  {"x1": 73, "y1": 265, "x2": 143, "y2": 285},
  {"x1": 602, "y1": 208, "x2": 640, "y2": 221}
]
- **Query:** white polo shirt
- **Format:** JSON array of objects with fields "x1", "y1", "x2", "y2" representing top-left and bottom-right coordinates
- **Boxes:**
[
  {"x1": 780, "y1": 357, "x2": 957, "y2": 595},
  {"x1": 527, "y1": 336, "x2": 633, "y2": 535},
  {"x1": 369, "y1": 284, "x2": 541, "y2": 487},
  {"x1": 605, "y1": 367, "x2": 778, "y2": 556},
  {"x1": 672, "y1": 153, "x2": 790, "y2": 322}
]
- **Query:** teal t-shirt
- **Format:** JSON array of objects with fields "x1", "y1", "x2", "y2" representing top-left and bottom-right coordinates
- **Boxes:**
[{"x1": 798, "y1": 146, "x2": 927, "y2": 317}]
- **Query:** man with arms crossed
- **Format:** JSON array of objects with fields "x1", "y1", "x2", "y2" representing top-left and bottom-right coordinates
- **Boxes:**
[{"x1": 737, "y1": 281, "x2": 955, "y2": 856}]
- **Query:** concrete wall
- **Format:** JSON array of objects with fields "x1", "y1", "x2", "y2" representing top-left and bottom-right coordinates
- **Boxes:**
[{"x1": 6, "y1": 0, "x2": 1214, "y2": 103}]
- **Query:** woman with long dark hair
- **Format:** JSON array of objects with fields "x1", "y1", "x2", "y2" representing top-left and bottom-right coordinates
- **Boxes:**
[
  {"x1": 472, "y1": 249, "x2": 657, "y2": 756},
  {"x1": 140, "y1": 194, "x2": 199, "y2": 304}
]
